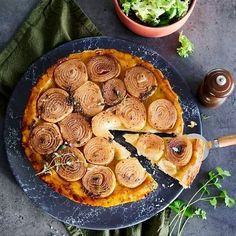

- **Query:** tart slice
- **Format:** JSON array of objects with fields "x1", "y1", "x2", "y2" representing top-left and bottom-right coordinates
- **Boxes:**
[{"x1": 123, "y1": 133, "x2": 205, "y2": 188}]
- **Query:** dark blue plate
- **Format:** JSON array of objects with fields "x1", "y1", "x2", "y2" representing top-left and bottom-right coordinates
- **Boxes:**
[{"x1": 4, "y1": 37, "x2": 202, "y2": 230}]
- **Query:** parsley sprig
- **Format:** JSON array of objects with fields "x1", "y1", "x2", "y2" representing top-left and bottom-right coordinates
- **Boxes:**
[{"x1": 169, "y1": 167, "x2": 235, "y2": 235}]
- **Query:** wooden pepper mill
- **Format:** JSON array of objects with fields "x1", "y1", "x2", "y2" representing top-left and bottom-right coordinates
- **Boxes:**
[{"x1": 198, "y1": 69, "x2": 235, "y2": 108}]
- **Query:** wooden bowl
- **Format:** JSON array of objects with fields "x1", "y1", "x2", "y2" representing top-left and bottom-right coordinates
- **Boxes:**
[{"x1": 113, "y1": 0, "x2": 197, "y2": 38}]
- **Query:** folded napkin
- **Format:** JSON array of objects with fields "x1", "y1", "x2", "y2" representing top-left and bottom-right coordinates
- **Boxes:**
[{"x1": 0, "y1": 0, "x2": 170, "y2": 235}]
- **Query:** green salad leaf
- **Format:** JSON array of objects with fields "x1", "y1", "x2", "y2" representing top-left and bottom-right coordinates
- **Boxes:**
[
  {"x1": 120, "y1": 0, "x2": 191, "y2": 26},
  {"x1": 177, "y1": 32, "x2": 194, "y2": 58}
]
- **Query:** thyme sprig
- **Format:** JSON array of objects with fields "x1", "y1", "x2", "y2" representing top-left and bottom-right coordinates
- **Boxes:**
[{"x1": 36, "y1": 152, "x2": 83, "y2": 176}]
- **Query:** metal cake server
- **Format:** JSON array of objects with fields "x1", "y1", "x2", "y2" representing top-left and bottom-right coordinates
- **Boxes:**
[{"x1": 188, "y1": 133, "x2": 236, "y2": 159}]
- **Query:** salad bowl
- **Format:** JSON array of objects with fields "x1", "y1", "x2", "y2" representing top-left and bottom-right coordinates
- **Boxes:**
[{"x1": 113, "y1": 0, "x2": 197, "y2": 37}]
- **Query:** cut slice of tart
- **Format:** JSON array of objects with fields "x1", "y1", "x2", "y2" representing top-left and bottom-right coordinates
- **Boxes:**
[{"x1": 123, "y1": 133, "x2": 205, "y2": 188}]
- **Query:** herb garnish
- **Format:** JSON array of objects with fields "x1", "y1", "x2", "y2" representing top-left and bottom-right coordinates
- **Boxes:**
[
  {"x1": 177, "y1": 32, "x2": 194, "y2": 58},
  {"x1": 169, "y1": 167, "x2": 235, "y2": 236},
  {"x1": 201, "y1": 114, "x2": 211, "y2": 120},
  {"x1": 36, "y1": 152, "x2": 83, "y2": 176}
]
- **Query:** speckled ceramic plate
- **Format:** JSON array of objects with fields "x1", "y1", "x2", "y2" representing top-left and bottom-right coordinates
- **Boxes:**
[{"x1": 4, "y1": 37, "x2": 202, "y2": 230}]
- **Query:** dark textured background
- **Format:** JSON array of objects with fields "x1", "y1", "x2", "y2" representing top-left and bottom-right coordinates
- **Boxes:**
[{"x1": 0, "y1": 0, "x2": 235, "y2": 235}]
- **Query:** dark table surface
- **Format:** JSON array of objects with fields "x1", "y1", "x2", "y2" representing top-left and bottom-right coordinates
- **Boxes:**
[{"x1": 0, "y1": 0, "x2": 236, "y2": 235}]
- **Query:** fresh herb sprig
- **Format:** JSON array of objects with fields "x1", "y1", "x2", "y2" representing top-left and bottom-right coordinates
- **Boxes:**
[
  {"x1": 169, "y1": 167, "x2": 235, "y2": 236},
  {"x1": 201, "y1": 113, "x2": 211, "y2": 120},
  {"x1": 36, "y1": 152, "x2": 62, "y2": 176},
  {"x1": 177, "y1": 32, "x2": 194, "y2": 58},
  {"x1": 36, "y1": 148, "x2": 84, "y2": 176}
]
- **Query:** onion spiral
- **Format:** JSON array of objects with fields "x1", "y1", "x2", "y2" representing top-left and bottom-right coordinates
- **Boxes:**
[
  {"x1": 166, "y1": 136, "x2": 193, "y2": 166},
  {"x1": 54, "y1": 59, "x2": 88, "y2": 91},
  {"x1": 58, "y1": 113, "x2": 92, "y2": 147},
  {"x1": 82, "y1": 166, "x2": 116, "y2": 198},
  {"x1": 124, "y1": 66, "x2": 157, "y2": 99},
  {"x1": 115, "y1": 158, "x2": 147, "y2": 188},
  {"x1": 56, "y1": 147, "x2": 87, "y2": 181},
  {"x1": 116, "y1": 97, "x2": 146, "y2": 130},
  {"x1": 102, "y1": 78, "x2": 126, "y2": 106},
  {"x1": 73, "y1": 81, "x2": 105, "y2": 117},
  {"x1": 37, "y1": 88, "x2": 73, "y2": 123},
  {"x1": 29, "y1": 122, "x2": 63, "y2": 155},
  {"x1": 148, "y1": 99, "x2": 177, "y2": 131},
  {"x1": 87, "y1": 55, "x2": 121, "y2": 82},
  {"x1": 83, "y1": 137, "x2": 115, "y2": 165}
]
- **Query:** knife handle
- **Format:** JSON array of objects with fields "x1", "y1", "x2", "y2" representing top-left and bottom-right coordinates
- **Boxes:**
[{"x1": 213, "y1": 134, "x2": 236, "y2": 148}]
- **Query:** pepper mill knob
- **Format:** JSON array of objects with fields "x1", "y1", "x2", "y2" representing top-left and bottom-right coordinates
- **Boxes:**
[{"x1": 198, "y1": 69, "x2": 234, "y2": 108}]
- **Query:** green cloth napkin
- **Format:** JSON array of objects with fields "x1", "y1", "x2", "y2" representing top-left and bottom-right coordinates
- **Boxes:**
[
  {"x1": 0, "y1": 0, "x2": 170, "y2": 235},
  {"x1": 0, "y1": 0, "x2": 100, "y2": 114}
]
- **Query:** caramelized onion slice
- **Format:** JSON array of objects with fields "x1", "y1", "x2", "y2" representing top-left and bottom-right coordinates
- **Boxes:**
[
  {"x1": 56, "y1": 147, "x2": 87, "y2": 181},
  {"x1": 136, "y1": 134, "x2": 165, "y2": 163},
  {"x1": 116, "y1": 97, "x2": 146, "y2": 130},
  {"x1": 37, "y1": 88, "x2": 73, "y2": 123},
  {"x1": 30, "y1": 122, "x2": 63, "y2": 155},
  {"x1": 58, "y1": 113, "x2": 92, "y2": 147},
  {"x1": 87, "y1": 55, "x2": 121, "y2": 82},
  {"x1": 83, "y1": 137, "x2": 114, "y2": 165},
  {"x1": 148, "y1": 99, "x2": 177, "y2": 131},
  {"x1": 73, "y1": 81, "x2": 105, "y2": 117},
  {"x1": 115, "y1": 158, "x2": 147, "y2": 188},
  {"x1": 54, "y1": 59, "x2": 88, "y2": 91},
  {"x1": 92, "y1": 108, "x2": 122, "y2": 138},
  {"x1": 82, "y1": 166, "x2": 116, "y2": 198},
  {"x1": 166, "y1": 136, "x2": 193, "y2": 166},
  {"x1": 102, "y1": 78, "x2": 126, "y2": 106},
  {"x1": 124, "y1": 66, "x2": 157, "y2": 99}
]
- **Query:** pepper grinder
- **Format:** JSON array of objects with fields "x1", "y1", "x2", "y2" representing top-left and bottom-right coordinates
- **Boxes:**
[{"x1": 198, "y1": 69, "x2": 234, "y2": 108}]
